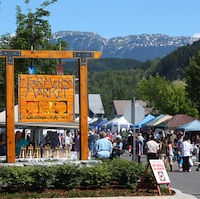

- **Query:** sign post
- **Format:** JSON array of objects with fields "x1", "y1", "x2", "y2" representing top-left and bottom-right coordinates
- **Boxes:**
[{"x1": 131, "y1": 96, "x2": 136, "y2": 161}]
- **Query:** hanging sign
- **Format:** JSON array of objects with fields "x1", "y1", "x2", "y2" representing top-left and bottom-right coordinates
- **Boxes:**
[
  {"x1": 56, "y1": 64, "x2": 64, "y2": 75},
  {"x1": 18, "y1": 75, "x2": 75, "y2": 122},
  {"x1": 149, "y1": 159, "x2": 171, "y2": 184},
  {"x1": 28, "y1": 65, "x2": 36, "y2": 74}
]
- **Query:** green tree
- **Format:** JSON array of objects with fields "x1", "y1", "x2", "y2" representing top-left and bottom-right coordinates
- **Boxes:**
[
  {"x1": 0, "y1": 33, "x2": 15, "y2": 108},
  {"x1": 185, "y1": 51, "x2": 200, "y2": 113},
  {"x1": 0, "y1": 0, "x2": 68, "y2": 108},
  {"x1": 88, "y1": 68, "x2": 143, "y2": 117},
  {"x1": 137, "y1": 73, "x2": 199, "y2": 117}
]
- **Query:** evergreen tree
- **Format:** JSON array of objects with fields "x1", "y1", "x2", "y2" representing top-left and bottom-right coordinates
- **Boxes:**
[{"x1": 185, "y1": 51, "x2": 200, "y2": 113}]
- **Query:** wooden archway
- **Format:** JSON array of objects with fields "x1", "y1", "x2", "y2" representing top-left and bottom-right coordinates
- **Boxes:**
[{"x1": 0, "y1": 50, "x2": 102, "y2": 162}]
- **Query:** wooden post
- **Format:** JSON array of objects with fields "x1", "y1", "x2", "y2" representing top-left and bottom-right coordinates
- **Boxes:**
[
  {"x1": 5, "y1": 58, "x2": 15, "y2": 163},
  {"x1": 78, "y1": 59, "x2": 88, "y2": 160}
]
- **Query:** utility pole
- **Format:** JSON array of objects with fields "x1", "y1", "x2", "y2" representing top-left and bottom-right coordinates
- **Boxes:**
[{"x1": 131, "y1": 97, "x2": 136, "y2": 161}]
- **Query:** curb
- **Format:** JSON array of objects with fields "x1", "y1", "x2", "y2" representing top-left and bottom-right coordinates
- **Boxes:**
[
  {"x1": 41, "y1": 188, "x2": 198, "y2": 199},
  {"x1": 172, "y1": 188, "x2": 198, "y2": 199}
]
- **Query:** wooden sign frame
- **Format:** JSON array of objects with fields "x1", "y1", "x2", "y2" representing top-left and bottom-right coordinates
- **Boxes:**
[{"x1": 0, "y1": 50, "x2": 102, "y2": 163}]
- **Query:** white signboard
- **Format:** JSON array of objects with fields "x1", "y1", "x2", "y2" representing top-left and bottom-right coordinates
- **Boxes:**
[{"x1": 149, "y1": 159, "x2": 171, "y2": 184}]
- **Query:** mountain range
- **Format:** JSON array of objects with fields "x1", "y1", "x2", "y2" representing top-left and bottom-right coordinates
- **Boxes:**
[{"x1": 51, "y1": 31, "x2": 199, "y2": 62}]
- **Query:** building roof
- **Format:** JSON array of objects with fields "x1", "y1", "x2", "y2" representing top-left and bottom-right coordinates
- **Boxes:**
[
  {"x1": 113, "y1": 100, "x2": 131, "y2": 116},
  {"x1": 112, "y1": 100, "x2": 150, "y2": 116},
  {"x1": 167, "y1": 114, "x2": 197, "y2": 130},
  {"x1": 75, "y1": 94, "x2": 104, "y2": 115}
]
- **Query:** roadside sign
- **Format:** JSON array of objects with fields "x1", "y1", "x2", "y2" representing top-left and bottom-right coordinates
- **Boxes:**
[{"x1": 149, "y1": 159, "x2": 171, "y2": 184}]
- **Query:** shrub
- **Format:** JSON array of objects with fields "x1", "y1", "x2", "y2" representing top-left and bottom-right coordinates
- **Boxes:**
[
  {"x1": 0, "y1": 159, "x2": 153, "y2": 192},
  {"x1": 0, "y1": 166, "x2": 35, "y2": 192},
  {"x1": 80, "y1": 162, "x2": 112, "y2": 188},
  {"x1": 52, "y1": 163, "x2": 82, "y2": 189},
  {"x1": 29, "y1": 166, "x2": 55, "y2": 191},
  {"x1": 108, "y1": 158, "x2": 146, "y2": 188}
]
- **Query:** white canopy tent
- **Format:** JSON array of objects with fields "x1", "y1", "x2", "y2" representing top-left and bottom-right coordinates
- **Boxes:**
[
  {"x1": 111, "y1": 116, "x2": 132, "y2": 133},
  {"x1": 75, "y1": 116, "x2": 92, "y2": 123},
  {"x1": 0, "y1": 105, "x2": 19, "y2": 122}
]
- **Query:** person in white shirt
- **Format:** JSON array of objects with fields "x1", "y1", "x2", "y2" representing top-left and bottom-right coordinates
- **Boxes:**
[
  {"x1": 144, "y1": 134, "x2": 159, "y2": 162},
  {"x1": 64, "y1": 130, "x2": 73, "y2": 158},
  {"x1": 181, "y1": 136, "x2": 192, "y2": 172}
]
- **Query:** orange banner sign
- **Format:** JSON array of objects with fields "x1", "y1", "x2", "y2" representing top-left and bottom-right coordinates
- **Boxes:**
[{"x1": 18, "y1": 75, "x2": 75, "y2": 122}]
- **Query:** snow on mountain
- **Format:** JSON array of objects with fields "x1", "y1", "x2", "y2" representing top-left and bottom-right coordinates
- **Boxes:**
[{"x1": 51, "y1": 31, "x2": 199, "y2": 62}]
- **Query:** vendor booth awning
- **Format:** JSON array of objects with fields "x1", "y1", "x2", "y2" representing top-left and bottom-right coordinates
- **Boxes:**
[
  {"x1": 142, "y1": 114, "x2": 164, "y2": 128},
  {"x1": 132, "y1": 114, "x2": 155, "y2": 128},
  {"x1": 93, "y1": 119, "x2": 108, "y2": 129},
  {"x1": 145, "y1": 114, "x2": 172, "y2": 127},
  {"x1": 89, "y1": 118, "x2": 103, "y2": 128},
  {"x1": 111, "y1": 116, "x2": 132, "y2": 132},
  {"x1": 88, "y1": 118, "x2": 99, "y2": 124},
  {"x1": 75, "y1": 116, "x2": 92, "y2": 122},
  {"x1": 176, "y1": 119, "x2": 200, "y2": 132},
  {"x1": 100, "y1": 117, "x2": 118, "y2": 129},
  {"x1": 154, "y1": 114, "x2": 197, "y2": 130}
]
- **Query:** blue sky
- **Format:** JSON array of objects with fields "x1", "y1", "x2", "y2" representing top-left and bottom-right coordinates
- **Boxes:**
[{"x1": 1, "y1": 0, "x2": 200, "y2": 39}]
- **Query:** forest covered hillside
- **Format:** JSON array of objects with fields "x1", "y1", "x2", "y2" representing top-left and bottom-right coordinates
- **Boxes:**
[
  {"x1": 149, "y1": 39, "x2": 200, "y2": 81},
  {"x1": 62, "y1": 39, "x2": 200, "y2": 116}
]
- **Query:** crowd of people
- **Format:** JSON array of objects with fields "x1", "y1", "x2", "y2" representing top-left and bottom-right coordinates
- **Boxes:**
[
  {"x1": 87, "y1": 128, "x2": 200, "y2": 172},
  {"x1": 0, "y1": 127, "x2": 199, "y2": 170},
  {"x1": 0, "y1": 130, "x2": 29, "y2": 157},
  {"x1": 128, "y1": 128, "x2": 200, "y2": 172}
]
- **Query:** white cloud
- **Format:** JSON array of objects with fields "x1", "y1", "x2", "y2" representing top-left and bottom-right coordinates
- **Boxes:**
[{"x1": 192, "y1": 33, "x2": 200, "y2": 38}]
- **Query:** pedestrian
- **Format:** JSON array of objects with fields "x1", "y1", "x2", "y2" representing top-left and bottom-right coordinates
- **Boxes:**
[
  {"x1": 15, "y1": 131, "x2": 29, "y2": 157},
  {"x1": 138, "y1": 132, "x2": 145, "y2": 154},
  {"x1": 88, "y1": 129, "x2": 99, "y2": 157},
  {"x1": 173, "y1": 137, "x2": 178, "y2": 161},
  {"x1": 93, "y1": 131, "x2": 112, "y2": 159},
  {"x1": 167, "y1": 140, "x2": 174, "y2": 172},
  {"x1": 64, "y1": 130, "x2": 73, "y2": 158},
  {"x1": 169, "y1": 130, "x2": 177, "y2": 158},
  {"x1": 127, "y1": 131, "x2": 133, "y2": 156},
  {"x1": 159, "y1": 137, "x2": 168, "y2": 166},
  {"x1": 74, "y1": 130, "x2": 80, "y2": 159},
  {"x1": 144, "y1": 133, "x2": 159, "y2": 162},
  {"x1": 113, "y1": 135, "x2": 123, "y2": 158},
  {"x1": 0, "y1": 131, "x2": 6, "y2": 156},
  {"x1": 181, "y1": 136, "x2": 192, "y2": 172},
  {"x1": 177, "y1": 150, "x2": 183, "y2": 171},
  {"x1": 177, "y1": 132, "x2": 185, "y2": 150},
  {"x1": 136, "y1": 136, "x2": 142, "y2": 163}
]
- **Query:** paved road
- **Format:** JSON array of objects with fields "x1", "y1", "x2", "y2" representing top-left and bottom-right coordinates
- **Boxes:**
[{"x1": 122, "y1": 151, "x2": 200, "y2": 199}]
